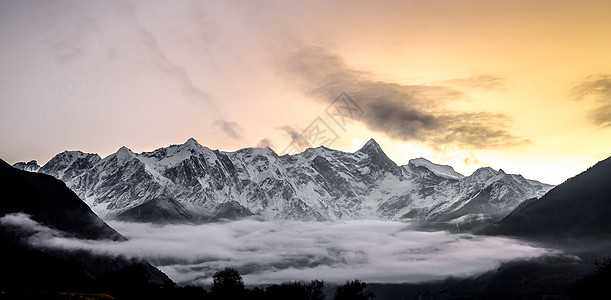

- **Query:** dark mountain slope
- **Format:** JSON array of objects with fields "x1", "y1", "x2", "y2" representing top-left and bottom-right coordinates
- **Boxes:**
[
  {"x1": 116, "y1": 195, "x2": 195, "y2": 223},
  {"x1": 0, "y1": 158, "x2": 120, "y2": 240},
  {"x1": 484, "y1": 156, "x2": 611, "y2": 239},
  {"x1": 0, "y1": 158, "x2": 172, "y2": 296}
]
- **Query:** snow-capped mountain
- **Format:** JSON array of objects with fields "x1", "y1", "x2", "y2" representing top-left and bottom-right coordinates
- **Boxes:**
[
  {"x1": 13, "y1": 138, "x2": 553, "y2": 224},
  {"x1": 12, "y1": 160, "x2": 41, "y2": 173}
]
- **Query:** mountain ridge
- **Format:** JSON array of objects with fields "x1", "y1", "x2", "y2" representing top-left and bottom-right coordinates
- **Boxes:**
[
  {"x1": 483, "y1": 156, "x2": 611, "y2": 239},
  {"x1": 13, "y1": 138, "x2": 553, "y2": 225}
]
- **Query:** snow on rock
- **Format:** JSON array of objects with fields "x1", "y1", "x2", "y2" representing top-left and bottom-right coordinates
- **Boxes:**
[
  {"x1": 408, "y1": 158, "x2": 464, "y2": 180},
  {"x1": 30, "y1": 138, "x2": 554, "y2": 224},
  {"x1": 12, "y1": 160, "x2": 41, "y2": 172}
]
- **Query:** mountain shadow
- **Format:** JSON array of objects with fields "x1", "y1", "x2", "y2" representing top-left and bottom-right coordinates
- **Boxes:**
[
  {"x1": 482, "y1": 156, "x2": 611, "y2": 241},
  {"x1": 0, "y1": 158, "x2": 173, "y2": 297},
  {"x1": 116, "y1": 195, "x2": 195, "y2": 223}
]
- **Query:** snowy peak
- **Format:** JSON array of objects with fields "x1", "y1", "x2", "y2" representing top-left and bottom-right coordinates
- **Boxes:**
[
  {"x1": 355, "y1": 138, "x2": 398, "y2": 172},
  {"x1": 408, "y1": 158, "x2": 464, "y2": 180},
  {"x1": 181, "y1": 137, "x2": 204, "y2": 151},
  {"x1": 301, "y1": 145, "x2": 337, "y2": 160},
  {"x1": 185, "y1": 137, "x2": 198, "y2": 145},
  {"x1": 357, "y1": 138, "x2": 382, "y2": 154},
  {"x1": 12, "y1": 160, "x2": 41, "y2": 172},
  {"x1": 39, "y1": 150, "x2": 101, "y2": 181},
  {"x1": 41, "y1": 150, "x2": 101, "y2": 170},
  {"x1": 232, "y1": 146, "x2": 277, "y2": 158},
  {"x1": 471, "y1": 166, "x2": 497, "y2": 180},
  {"x1": 115, "y1": 146, "x2": 136, "y2": 162}
]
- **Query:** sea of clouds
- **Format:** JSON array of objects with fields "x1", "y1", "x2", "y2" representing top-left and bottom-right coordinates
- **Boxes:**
[{"x1": 1, "y1": 213, "x2": 559, "y2": 286}]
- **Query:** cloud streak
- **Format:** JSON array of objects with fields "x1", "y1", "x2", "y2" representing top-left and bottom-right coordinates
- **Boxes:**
[
  {"x1": 1, "y1": 214, "x2": 558, "y2": 286},
  {"x1": 213, "y1": 120, "x2": 243, "y2": 140},
  {"x1": 440, "y1": 74, "x2": 505, "y2": 90},
  {"x1": 121, "y1": 2, "x2": 242, "y2": 140},
  {"x1": 279, "y1": 47, "x2": 525, "y2": 149},
  {"x1": 572, "y1": 74, "x2": 611, "y2": 127},
  {"x1": 278, "y1": 125, "x2": 311, "y2": 149},
  {"x1": 255, "y1": 138, "x2": 274, "y2": 148}
]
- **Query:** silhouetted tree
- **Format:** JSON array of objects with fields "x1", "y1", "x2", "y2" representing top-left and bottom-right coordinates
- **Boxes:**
[
  {"x1": 212, "y1": 267, "x2": 245, "y2": 299},
  {"x1": 571, "y1": 256, "x2": 611, "y2": 299},
  {"x1": 246, "y1": 286, "x2": 267, "y2": 300},
  {"x1": 265, "y1": 280, "x2": 325, "y2": 300},
  {"x1": 307, "y1": 280, "x2": 326, "y2": 300},
  {"x1": 334, "y1": 280, "x2": 375, "y2": 300}
]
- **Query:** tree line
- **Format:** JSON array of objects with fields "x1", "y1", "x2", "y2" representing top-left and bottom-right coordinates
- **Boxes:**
[{"x1": 139, "y1": 267, "x2": 375, "y2": 300}]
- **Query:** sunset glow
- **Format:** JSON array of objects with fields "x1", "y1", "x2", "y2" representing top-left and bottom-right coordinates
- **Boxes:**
[{"x1": 1, "y1": 0, "x2": 610, "y2": 184}]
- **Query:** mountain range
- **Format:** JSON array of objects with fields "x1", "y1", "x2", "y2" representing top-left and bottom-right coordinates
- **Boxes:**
[
  {"x1": 5, "y1": 140, "x2": 611, "y2": 299},
  {"x1": 13, "y1": 138, "x2": 553, "y2": 225}
]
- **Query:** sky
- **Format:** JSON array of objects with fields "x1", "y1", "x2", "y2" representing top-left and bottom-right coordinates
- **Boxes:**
[
  {"x1": 1, "y1": 0, "x2": 610, "y2": 184},
  {"x1": 0, "y1": 213, "x2": 561, "y2": 285}
]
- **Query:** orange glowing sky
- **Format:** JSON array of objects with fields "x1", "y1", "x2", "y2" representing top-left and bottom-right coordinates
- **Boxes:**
[{"x1": 1, "y1": 0, "x2": 610, "y2": 184}]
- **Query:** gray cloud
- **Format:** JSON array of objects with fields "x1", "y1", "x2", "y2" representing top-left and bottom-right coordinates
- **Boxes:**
[
  {"x1": 133, "y1": 25, "x2": 216, "y2": 107},
  {"x1": 128, "y1": 10, "x2": 253, "y2": 141},
  {"x1": 278, "y1": 125, "x2": 311, "y2": 149},
  {"x1": 1, "y1": 213, "x2": 559, "y2": 286},
  {"x1": 279, "y1": 46, "x2": 525, "y2": 149},
  {"x1": 255, "y1": 138, "x2": 274, "y2": 148},
  {"x1": 572, "y1": 74, "x2": 611, "y2": 127},
  {"x1": 213, "y1": 120, "x2": 243, "y2": 139}
]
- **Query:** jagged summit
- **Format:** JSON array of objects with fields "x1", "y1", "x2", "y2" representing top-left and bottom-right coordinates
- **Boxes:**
[
  {"x1": 357, "y1": 138, "x2": 382, "y2": 153},
  {"x1": 115, "y1": 146, "x2": 135, "y2": 160},
  {"x1": 175, "y1": 137, "x2": 208, "y2": 154},
  {"x1": 12, "y1": 160, "x2": 41, "y2": 173},
  {"x1": 183, "y1": 137, "x2": 200, "y2": 147},
  {"x1": 355, "y1": 138, "x2": 398, "y2": 172},
  {"x1": 117, "y1": 145, "x2": 131, "y2": 152}
]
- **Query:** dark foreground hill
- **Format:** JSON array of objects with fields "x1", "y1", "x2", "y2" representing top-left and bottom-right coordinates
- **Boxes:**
[
  {"x1": 0, "y1": 158, "x2": 172, "y2": 298},
  {"x1": 483, "y1": 156, "x2": 611, "y2": 240}
]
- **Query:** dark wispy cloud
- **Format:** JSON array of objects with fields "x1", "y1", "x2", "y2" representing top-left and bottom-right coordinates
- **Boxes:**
[
  {"x1": 213, "y1": 120, "x2": 243, "y2": 139},
  {"x1": 572, "y1": 74, "x2": 611, "y2": 127},
  {"x1": 279, "y1": 46, "x2": 525, "y2": 149},
  {"x1": 130, "y1": 11, "x2": 250, "y2": 141},
  {"x1": 256, "y1": 138, "x2": 274, "y2": 148},
  {"x1": 127, "y1": 16, "x2": 217, "y2": 108},
  {"x1": 1, "y1": 213, "x2": 559, "y2": 286},
  {"x1": 278, "y1": 125, "x2": 311, "y2": 149}
]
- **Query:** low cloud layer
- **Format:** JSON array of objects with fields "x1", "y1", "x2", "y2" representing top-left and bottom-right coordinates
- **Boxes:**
[
  {"x1": 1, "y1": 214, "x2": 557, "y2": 286},
  {"x1": 279, "y1": 47, "x2": 526, "y2": 149}
]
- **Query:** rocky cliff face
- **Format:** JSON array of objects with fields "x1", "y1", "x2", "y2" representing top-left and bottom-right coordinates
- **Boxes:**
[{"x1": 15, "y1": 138, "x2": 553, "y2": 224}]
